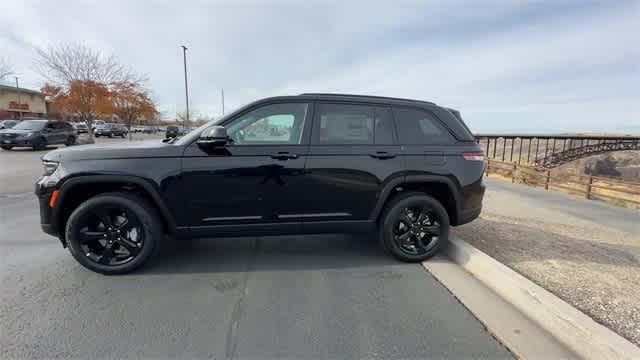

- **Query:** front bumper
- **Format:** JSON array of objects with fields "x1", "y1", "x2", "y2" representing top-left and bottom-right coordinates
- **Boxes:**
[
  {"x1": 1, "y1": 138, "x2": 34, "y2": 146},
  {"x1": 35, "y1": 177, "x2": 64, "y2": 244}
]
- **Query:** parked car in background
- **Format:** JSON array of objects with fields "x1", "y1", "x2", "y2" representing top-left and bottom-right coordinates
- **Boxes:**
[
  {"x1": 36, "y1": 93, "x2": 485, "y2": 274},
  {"x1": 1, "y1": 119, "x2": 76, "y2": 150},
  {"x1": 94, "y1": 123, "x2": 128, "y2": 138},
  {"x1": 142, "y1": 126, "x2": 157, "y2": 134},
  {"x1": 0, "y1": 119, "x2": 19, "y2": 129},
  {"x1": 132, "y1": 126, "x2": 145, "y2": 133},
  {"x1": 165, "y1": 125, "x2": 180, "y2": 138},
  {"x1": 73, "y1": 123, "x2": 89, "y2": 134},
  {"x1": 91, "y1": 120, "x2": 105, "y2": 131}
]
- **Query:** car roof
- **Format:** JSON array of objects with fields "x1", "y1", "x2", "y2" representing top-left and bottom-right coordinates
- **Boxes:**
[{"x1": 297, "y1": 93, "x2": 437, "y2": 106}]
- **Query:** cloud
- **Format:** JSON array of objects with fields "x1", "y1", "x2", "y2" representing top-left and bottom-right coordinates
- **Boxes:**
[{"x1": 0, "y1": 0, "x2": 638, "y2": 132}]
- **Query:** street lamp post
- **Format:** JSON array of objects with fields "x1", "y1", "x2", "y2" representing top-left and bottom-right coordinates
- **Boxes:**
[
  {"x1": 180, "y1": 45, "x2": 190, "y2": 130},
  {"x1": 15, "y1": 77, "x2": 22, "y2": 120}
]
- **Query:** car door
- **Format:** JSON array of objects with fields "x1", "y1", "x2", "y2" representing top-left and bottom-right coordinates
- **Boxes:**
[
  {"x1": 393, "y1": 106, "x2": 457, "y2": 176},
  {"x1": 180, "y1": 101, "x2": 312, "y2": 233},
  {"x1": 43, "y1": 122, "x2": 61, "y2": 143},
  {"x1": 302, "y1": 102, "x2": 404, "y2": 228}
]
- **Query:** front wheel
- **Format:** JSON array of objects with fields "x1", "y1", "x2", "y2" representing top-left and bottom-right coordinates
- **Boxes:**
[
  {"x1": 65, "y1": 136, "x2": 76, "y2": 146},
  {"x1": 380, "y1": 192, "x2": 449, "y2": 262},
  {"x1": 65, "y1": 192, "x2": 163, "y2": 274}
]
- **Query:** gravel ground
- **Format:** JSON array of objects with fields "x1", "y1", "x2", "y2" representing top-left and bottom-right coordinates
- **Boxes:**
[{"x1": 454, "y1": 177, "x2": 640, "y2": 346}]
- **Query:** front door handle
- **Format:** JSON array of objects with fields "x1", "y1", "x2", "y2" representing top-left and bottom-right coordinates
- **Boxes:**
[
  {"x1": 270, "y1": 152, "x2": 298, "y2": 160},
  {"x1": 369, "y1": 151, "x2": 396, "y2": 159}
]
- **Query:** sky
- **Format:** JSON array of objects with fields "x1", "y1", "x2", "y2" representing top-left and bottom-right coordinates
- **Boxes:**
[{"x1": 0, "y1": 0, "x2": 638, "y2": 133}]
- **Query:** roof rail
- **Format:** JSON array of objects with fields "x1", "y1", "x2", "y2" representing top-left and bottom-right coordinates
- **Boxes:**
[{"x1": 299, "y1": 93, "x2": 436, "y2": 105}]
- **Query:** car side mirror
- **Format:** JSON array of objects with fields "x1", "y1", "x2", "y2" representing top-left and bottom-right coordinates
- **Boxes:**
[{"x1": 197, "y1": 126, "x2": 228, "y2": 148}]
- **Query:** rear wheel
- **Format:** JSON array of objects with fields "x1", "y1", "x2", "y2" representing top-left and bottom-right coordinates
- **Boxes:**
[
  {"x1": 65, "y1": 192, "x2": 162, "y2": 274},
  {"x1": 65, "y1": 136, "x2": 76, "y2": 146},
  {"x1": 380, "y1": 192, "x2": 449, "y2": 262}
]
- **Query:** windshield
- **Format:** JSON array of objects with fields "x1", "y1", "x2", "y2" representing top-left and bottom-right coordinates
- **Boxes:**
[{"x1": 12, "y1": 120, "x2": 47, "y2": 131}]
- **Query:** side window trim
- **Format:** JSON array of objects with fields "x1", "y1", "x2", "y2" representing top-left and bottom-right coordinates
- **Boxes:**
[{"x1": 373, "y1": 106, "x2": 398, "y2": 145}]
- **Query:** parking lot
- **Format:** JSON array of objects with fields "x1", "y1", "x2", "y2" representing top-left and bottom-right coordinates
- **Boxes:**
[{"x1": 0, "y1": 136, "x2": 512, "y2": 358}]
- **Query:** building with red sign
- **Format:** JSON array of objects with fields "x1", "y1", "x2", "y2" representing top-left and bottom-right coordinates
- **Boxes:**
[{"x1": 0, "y1": 84, "x2": 48, "y2": 119}]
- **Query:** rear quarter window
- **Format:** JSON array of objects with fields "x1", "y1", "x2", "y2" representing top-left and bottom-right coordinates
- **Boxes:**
[{"x1": 393, "y1": 107, "x2": 455, "y2": 145}]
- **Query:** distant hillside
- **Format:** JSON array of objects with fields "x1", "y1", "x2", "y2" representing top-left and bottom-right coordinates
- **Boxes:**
[{"x1": 553, "y1": 151, "x2": 640, "y2": 182}]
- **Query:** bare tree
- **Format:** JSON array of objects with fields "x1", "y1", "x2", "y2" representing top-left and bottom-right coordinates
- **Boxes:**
[
  {"x1": 34, "y1": 43, "x2": 145, "y2": 86},
  {"x1": 0, "y1": 57, "x2": 14, "y2": 81}
]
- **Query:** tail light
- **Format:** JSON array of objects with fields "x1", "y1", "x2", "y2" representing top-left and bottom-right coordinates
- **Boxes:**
[{"x1": 463, "y1": 151, "x2": 484, "y2": 161}]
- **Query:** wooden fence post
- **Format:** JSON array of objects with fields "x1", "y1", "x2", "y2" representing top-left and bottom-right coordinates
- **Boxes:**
[
  {"x1": 585, "y1": 175, "x2": 593, "y2": 199},
  {"x1": 485, "y1": 159, "x2": 490, "y2": 177},
  {"x1": 512, "y1": 163, "x2": 517, "y2": 183},
  {"x1": 544, "y1": 169, "x2": 551, "y2": 190}
]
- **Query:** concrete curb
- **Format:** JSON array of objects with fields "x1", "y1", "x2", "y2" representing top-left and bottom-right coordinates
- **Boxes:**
[{"x1": 442, "y1": 235, "x2": 640, "y2": 360}]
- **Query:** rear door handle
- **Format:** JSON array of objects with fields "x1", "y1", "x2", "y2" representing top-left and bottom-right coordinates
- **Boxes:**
[
  {"x1": 270, "y1": 152, "x2": 298, "y2": 160},
  {"x1": 369, "y1": 151, "x2": 396, "y2": 159}
]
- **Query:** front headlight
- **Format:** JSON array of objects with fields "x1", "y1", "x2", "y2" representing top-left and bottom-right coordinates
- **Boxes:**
[{"x1": 43, "y1": 160, "x2": 59, "y2": 176}]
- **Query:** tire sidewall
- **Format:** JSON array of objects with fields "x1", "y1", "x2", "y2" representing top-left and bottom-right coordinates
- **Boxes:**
[
  {"x1": 382, "y1": 194, "x2": 450, "y2": 262},
  {"x1": 65, "y1": 193, "x2": 160, "y2": 274}
]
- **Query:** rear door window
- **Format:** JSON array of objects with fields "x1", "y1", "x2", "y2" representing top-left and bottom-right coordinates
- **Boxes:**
[
  {"x1": 393, "y1": 108, "x2": 454, "y2": 145},
  {"x1": 314, "y1": 103, "x2": 374, "y2": 145}
]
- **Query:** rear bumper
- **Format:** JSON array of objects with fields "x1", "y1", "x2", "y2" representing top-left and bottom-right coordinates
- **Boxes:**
[
  {"x1": 456, "y1": 205, "x2": 482, "y2": 226},
  {"x1": 454, "y1": 180, "x2": 485, "y2": 226}
]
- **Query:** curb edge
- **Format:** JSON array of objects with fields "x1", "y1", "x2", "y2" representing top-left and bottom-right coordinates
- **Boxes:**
[{"x1": 442, "y1": 235, "x2": 640, "y2": 360}]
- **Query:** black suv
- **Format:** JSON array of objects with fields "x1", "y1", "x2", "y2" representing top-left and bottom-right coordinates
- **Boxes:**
[
  {"x1": 1, "y1": 119, "x2": 76, "y2": 150},
  {"x1": 36, "y1": 94, "x2": 485, "y2": 274}
]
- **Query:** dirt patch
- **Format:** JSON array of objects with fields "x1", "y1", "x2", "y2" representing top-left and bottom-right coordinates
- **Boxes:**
[{"x1": 454, "y1": 182, "x2": 640, "y2": 345}]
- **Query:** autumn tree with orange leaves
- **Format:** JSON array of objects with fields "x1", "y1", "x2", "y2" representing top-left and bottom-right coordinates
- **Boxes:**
[
  {"x1": 109, "y1": 81, "x2": 158, "y2": 139},
  {"x1": 36, "y1": 43, "x2": 152, "y2": 137},
  {"x1": 41, "y1": 80, "x2": 113, "y2": 134}
]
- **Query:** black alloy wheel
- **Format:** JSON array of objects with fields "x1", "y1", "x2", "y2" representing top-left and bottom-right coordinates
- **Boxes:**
[
  {"x1": 65, "y1": 192, "x2": 162, "y2": 274},
  {"x1": 77, "y1": 207, "x2": 145, "y2": 266},
  {"x1": 380, "y1": 192, "x2": 449, "y2": 262},
  {"x1": 65, "y1": 136, "x2": 76, "y2": 146},
  {"x1": 393, "y1": 206, "x2": 441, "y2": 256}
]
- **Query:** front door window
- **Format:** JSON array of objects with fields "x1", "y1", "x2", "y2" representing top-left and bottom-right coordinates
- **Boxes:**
[{"x1": 226, "y1": 103, "x2": 308, "y2": 145}]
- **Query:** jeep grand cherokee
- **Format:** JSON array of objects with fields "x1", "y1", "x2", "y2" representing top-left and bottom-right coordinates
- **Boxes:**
[{"x1": 36, "y1": 93, "x2": 485, "y2": 274}]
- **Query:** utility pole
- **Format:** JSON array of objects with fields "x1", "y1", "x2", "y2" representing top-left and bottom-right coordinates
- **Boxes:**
[
  {"x1": 15, "y1": 77, "x2": 22, "y2": 120},
  {"x1": 221, "y1": 88, "x2": 225, "y2": 115},
  {"x1": 180, "y1": 45, "x2": 190, "y2": 130}
]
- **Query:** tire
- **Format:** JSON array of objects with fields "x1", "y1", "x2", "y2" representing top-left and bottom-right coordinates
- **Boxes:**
[
  {"x1": 65, "y1": 136, "x2": 76, "y2": 146},
  {"x1": 108, "y1": 133, "x2": 113, "y2": 138},
  {"x1": 380, "y1": 192, "x2": 449, "y2": 262},
  {"x1": 1, "y1": 146, "x2": 12, "y2": 150},
  {"x1": 65, "y1": 192, "x2": 163, "y2": 275}
]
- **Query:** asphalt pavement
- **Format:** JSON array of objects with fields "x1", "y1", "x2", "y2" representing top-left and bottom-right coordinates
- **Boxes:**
[{"x1": 0, "y1": 141, "x2": 512, "y2": 359}]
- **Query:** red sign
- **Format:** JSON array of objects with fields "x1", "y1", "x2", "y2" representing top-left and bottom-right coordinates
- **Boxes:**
[{"x1": 8, "y1": 101, "x2": 29, "y2": 111}]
